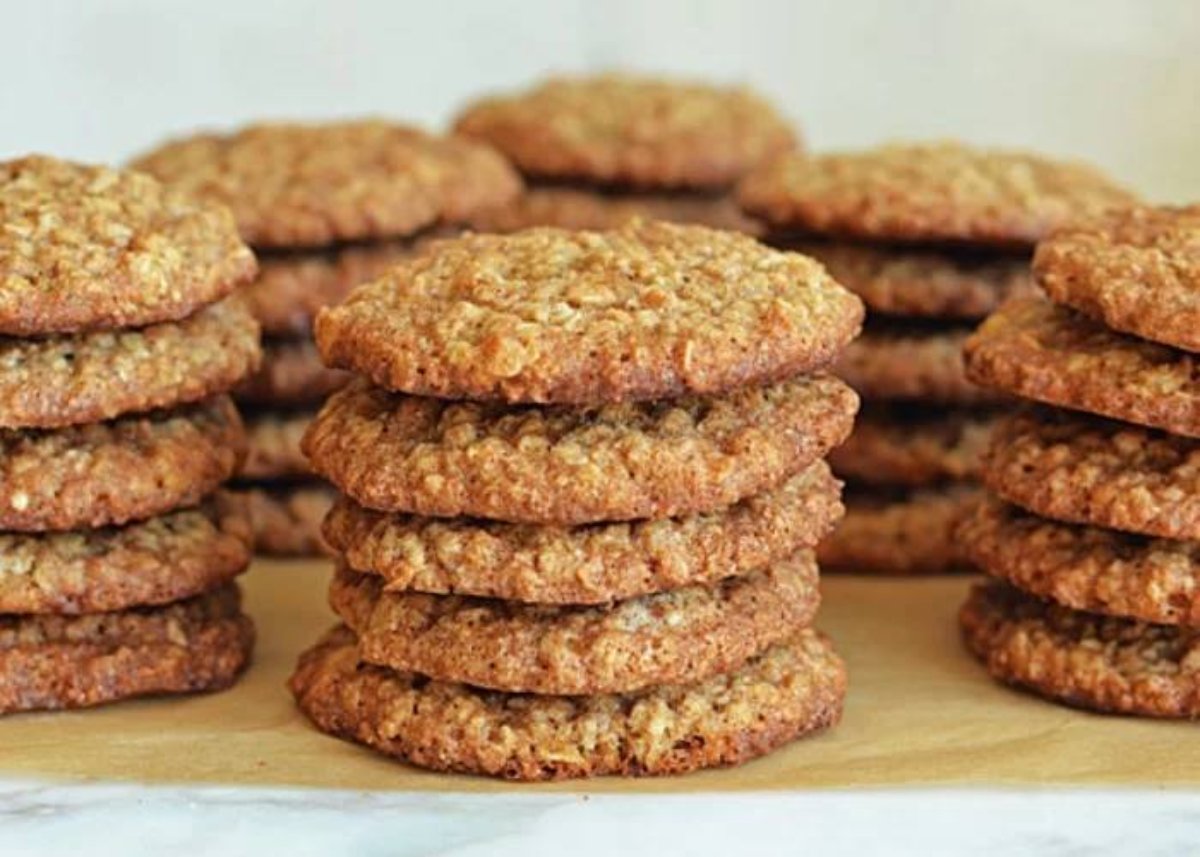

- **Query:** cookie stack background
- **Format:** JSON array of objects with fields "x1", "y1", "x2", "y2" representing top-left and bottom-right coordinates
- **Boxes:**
[
  {"x1": 132, "y1": 122, "x2": 522, "y2": 555},
  {"x1": 959, "y1": 204, "x2": 1200, "y2": 718},
  {"x1": 289, "y1": 220, "x2": 864, "y2": 779},
  {"x1": 0, "y1": 156, "x2": 261, "y2": 713},
  {"x1": 456, "y1": 74, "x2": 792, "y2": 234},
  {"x1": 738, "y1": 142, "x2": 1137, "y2": 575}
]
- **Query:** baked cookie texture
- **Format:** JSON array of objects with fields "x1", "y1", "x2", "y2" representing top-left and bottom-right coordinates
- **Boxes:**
[
  {"x1": 960, "y1": 581, "x2": 1200, "y2": 719},
  {"x1": 325, "y1": 462, "x2": 840, "y2": 605},
  {"x1": 1035, "y1": 205, "x2": 1200, "y2": 352},
  {"x1": 290, "y1": 625, "x2": 844, "y2": 781},
  {"x1": 0, "y1": 156, "x2": 256, "y2": 335},
  {"x1": 331, "y1": 554, "x2": 819, "y2": 695},
  {"x1": 827, "y1": 407, "x2": 993, "y2": 486},
  {"x1": 239, "y1": 410, "x2": 313, "y2": 481},
  {"x1": 304, "y1": 375, "x2": 857, "y2": 525},
  {"x1": 131, "y1": 120, "x2": 522, "y2": 247},
  {"x1": 738, "y1": 142, "x2": 1136, "y2": 245},
  {"x1": 234, "y1": 339, "x2": 349, "y2": 408},
  {"x1": 454, "y1": 74, "x2": 797, "y2": 190},
  {"x1": 315, "y1": 221, "x2": 863, "y2": 404},
  {"x1": 242, "y1": 483, "x2": 334, "y2": 557}
]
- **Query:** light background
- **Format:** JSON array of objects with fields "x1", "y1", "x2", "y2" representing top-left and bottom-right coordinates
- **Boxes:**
[{"x1": 3, "y1": 0, "x2": 1196, "y2": 201}]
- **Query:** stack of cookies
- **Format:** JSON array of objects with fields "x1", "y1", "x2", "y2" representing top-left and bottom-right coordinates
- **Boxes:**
[
  {"x1": 456, "y1": 74, "x2": 792, "y2": 234},
  {"x1": 132, "y1": 121, "x2": 522, "y2": 554},
  {"x1": 959, "y1": 205, "x2": 1200, "y2": 717},
  {"x1": 0, "y1": 156, "x2": 260, "y2": 713},
  {"x1": 289, "y1": 220, "x2": 864, "y2": 780},
  {"x1": 738, "y1": 142, "x2": 1136, "y2": 574}
]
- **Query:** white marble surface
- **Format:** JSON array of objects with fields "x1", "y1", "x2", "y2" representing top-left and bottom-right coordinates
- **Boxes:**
[{"x1": 1, "y1": 780, "x2": 1197, "y2": 857}]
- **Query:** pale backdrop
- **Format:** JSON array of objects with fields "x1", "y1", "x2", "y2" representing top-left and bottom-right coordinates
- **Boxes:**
[{"x1": 3, "y1": 0, "x2": 1196, "y2": 201}]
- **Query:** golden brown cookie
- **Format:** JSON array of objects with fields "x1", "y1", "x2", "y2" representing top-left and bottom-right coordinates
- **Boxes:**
[
  {"x1": 242, "y1": 483, "x2": 333, "y2": 557},
  {"x1": 131, "y1": 121, "x2": 521, "y2": 248},
  {"x1": 331, "y1": 552, "x2": 819, "y2": 695},
  {"x1": 837, "y1": 323, "x2": 1004, "y2": 406},
  {"x1": 964, "y1": 296, "x2": 1200, "y2": 437},
  {"x1": 960, "y1": 580, "x2": 1200, "y2": 718},
  {"x1": 0, "y1": 396, "x2": 245, "y2": 532},
  {"x1": 959, "y1": 496, "x2": 1200, "y2": 626},
  {"x1": 239, "y1": 409, "x2": 312, "y2": 481},
  {"x1": 0, "y1": 156, "x2": 256, "y2": 335},
  {"x1": 817, "y1": 484, "x2": 979, "y2": 575},
  {"x1": 739, "y1": 142, "x2": 1136, "y2": 246},
  {"x1": 316, "y1": 221, "x2": 863, "y2": 404},
  {"x1": 325, "y1": 462, "x2": 841, "y2": 604},
  {"x1": 827, "y1": 406, "x2": 994, "y2": 486},
  {"x1": 789, "y1": 240, "x2": 1034, "y2": 320},
  {"x1": 0, "y1": 493, "x2": 252, "y2": 614},
  {"x1": 454, "y1": 74, "x2": 796, "y2": 190},
  {"x1": 305, "y1": 374, "x2": 857, "y2": 525},
  {"x1": 289, "y1": 624, "x2": 844, "y2": 780},
  {"x1": 982, "y1": 408, "x2": 1200, "y2": 540},
  {"x1": 469, "y1": 186, "x2": 763, "y2": 235},
  {"x1": 0, "y1": 296, "x2": 260, "y2": 430},
  {"x1": 235, "y1": 339, "x2": 349, "y2": 408},
  {"x1": 0, "y1": 583, "x2": 254, "y2": 714},
  {"x1": 1035, "y1": 205, "x2": 1200, "y2": 352}
]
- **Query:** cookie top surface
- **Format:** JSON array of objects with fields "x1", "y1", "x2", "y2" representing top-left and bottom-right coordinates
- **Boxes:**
[
  {"x1": 960, "y1": 580, "x2": 1200, "y2": 718},
  {"x1": 739, "y1": 142, "x2": 1136, "y2": 246},
  {"x1": 289, "y1": 624, "x2": 844, "y2": 781},
  {"x1": 964, "y1": 296, "x2": 1200, "y2": 437},
  {"x1": 234, "y1": 338, "x2": 349, "y2": 408},
  {"x1": 332, "y1": 552, "x2": 819, "y2": 695},
  {"x1": 131, "y1": 121, "x2": 521, "y2": 248},
  {"x1": 959, "y1": 496, "x2": 1200, "y2": 626},
  {"x1": 241, "y1": 483, "x2": 333, "y2": 558},
  {"x1": 315, "y1": 220, "x2": 863, "y2": 404},
  {"x1": 454, "y1": 75, "x2": 797, "y2": 189},
  {"x1": 0, "y1": 493, "x2": 251, "y2": 614},
  {"x1": 239, "y1": 409, "x2": 312, "y2": 481},
  {"x1": 327, "y1": 461, "x2": 841, "y2": 605},
  {"x1": 0, "y1": 156, "x2": 256, "y2": 336},
  {"x1": 982, "y1": 408, "x2": 1200, "y2": 540},
  {"x1": 1035, "y1": 205, "x2": 1200, "y2": 352},
  {"x1": 304, "y1": 374, "x2": 858, "y2": 525},
  {"x1": 0, "y1": 295, "x2": 261, "y2": 429},
  {"x1": 791, "y1": 240, "x2": 1034, "y2": 320},
  {"x1": 0, "y1": 395, "x2": 245, "y2": 532}
]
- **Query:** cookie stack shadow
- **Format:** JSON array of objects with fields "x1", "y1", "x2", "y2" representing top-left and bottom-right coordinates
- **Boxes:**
[
  {"x1": 288, "y1": 220, "x2": 865, "y2": 780},
  {"x1": 959, "y1": 204, "x2": 1200, "y2": 718},
  {"x1": 0, "y1": 157, "x2": 262, "y2": 714}
]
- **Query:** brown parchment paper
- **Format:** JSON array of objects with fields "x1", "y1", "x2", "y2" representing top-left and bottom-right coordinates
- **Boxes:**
[{"x1": 0, "y1": 560, "x2": 1196, "y2": 791}]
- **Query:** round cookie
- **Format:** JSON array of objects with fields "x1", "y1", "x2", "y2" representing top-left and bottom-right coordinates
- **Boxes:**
[
  {"x1": 827, "y1": 406, "x2": 994, "y2": 486},
  {"x1": 738, "y1": 142, "x2": 1136, "y2": 246},
  {"x1": 325, "y1": 462, "x2": 841, "y2": 605},
  {"x1": 331, "y1": 552, "x2": 819, "y2": 695},
  {"x1": 289, "y1": 624, "x2": 845, "y2": 781},
  {"x1": 469, "y1": 186, "x2": 762, "y2": 235},
  {"x1": 0, "y1": 583, "x2": 254, "y2": 714},
  {"x1": 964, "y1": 296, "x2": 1200, "y2": 437},
  {"x1": 959, "y1": 496, "x2": 1200, "y2": 626},
  {"x1": 234, "y1": 339, "x2": 349, "y2": 408},
  {"x1": 837, "y1": 323, "x2": 1004, "y2": 406},
  {"x1": 0, "y1": 295, "x2": 260, "y2": 430},
  {"x1": 981, "y1": 408, "x2": 1200, "y2": 540},
  {"x1": 817, "y1": 484, "x2": 979, "y2": 575},
  {"x1": 0, "y1": 156, "x2": 255, "y2": 335},
  {"x1": 1035, "y1": 205, "x2": 1200, "y2": 352},
  {"x1": 131, "y1": 121, "x2": 521, "y2": 248},
  {"x1": 960, "y1": 580, "x2": 1200, "y2": 719},
  {"x1": 789, "y1": 240, "x2": 1034, "y2": 320},
  {"x1": 454, "y1": 75, "x2": 796, "y2": 190},
  {"x1": 239, "y1": 410, "x2": 312, "y2": 481},
  {"x1": 0, "y1": 396, "x2": 245, "y2": 532},
  {"x1": 304, "y1": 374, "x2": 858, "y2": 525},
  {"x1": 242, "y1": 483, "x2": 334, "y2": 557},
  {"x1": 314, "y1": 220, "x2": 863, "y2": 404},
  {"x1": 0, "y1": 493, "x2": 252, "y2": 614}
]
